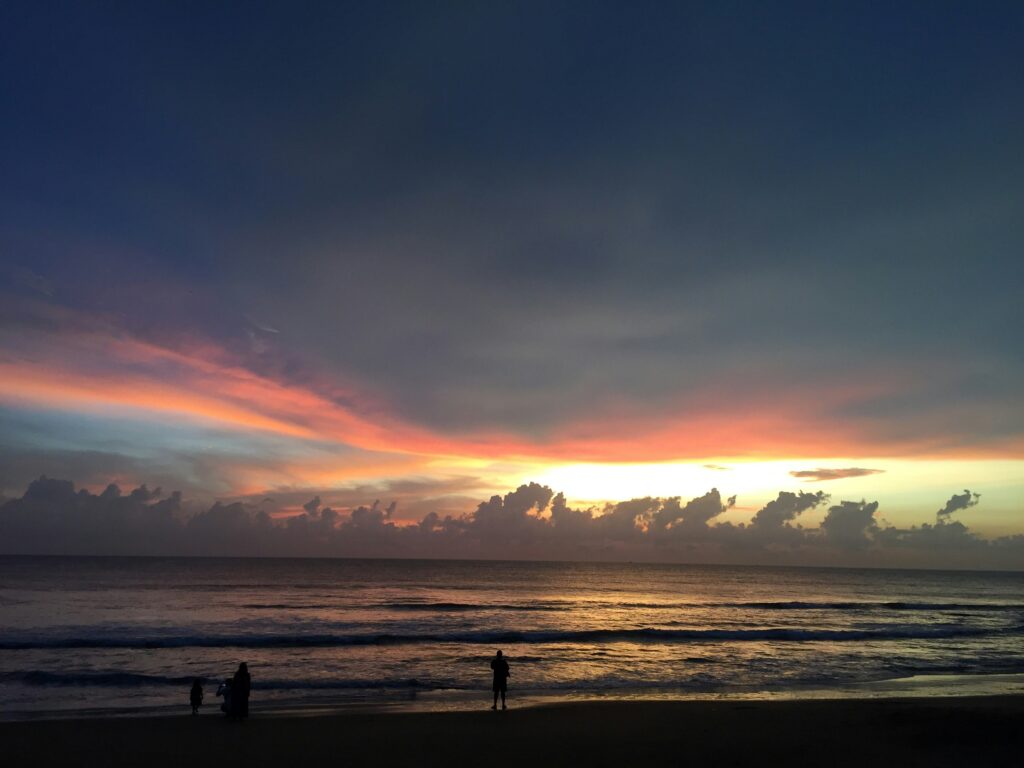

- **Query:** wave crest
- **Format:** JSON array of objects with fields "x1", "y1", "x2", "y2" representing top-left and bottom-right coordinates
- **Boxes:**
[{"x1": 0, "y1": 623, "x2": 1008, "y2": 650}]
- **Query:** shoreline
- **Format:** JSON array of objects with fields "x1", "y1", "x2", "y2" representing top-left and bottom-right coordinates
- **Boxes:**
[
  {"x1": 4, "y1": 695, "x2": 1024, "y2": 767},
  {"x1": 5, "y1": 671, "x2": 1024, "y2": 723}
]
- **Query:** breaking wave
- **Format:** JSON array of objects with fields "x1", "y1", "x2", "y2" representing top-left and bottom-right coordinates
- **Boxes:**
[{"x1": 1, "y1": 623, "x2": 1012, "y2": 650}]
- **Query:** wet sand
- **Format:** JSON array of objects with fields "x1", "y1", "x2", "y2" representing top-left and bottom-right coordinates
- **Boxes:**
[{"x1": 5, "y1": 696, "x2": 1024, "y2": 767}]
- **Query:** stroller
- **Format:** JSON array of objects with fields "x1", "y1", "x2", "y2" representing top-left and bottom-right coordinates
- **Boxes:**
[{"x1": 215, "y1": 679, "x2": 233, "y2": 715}]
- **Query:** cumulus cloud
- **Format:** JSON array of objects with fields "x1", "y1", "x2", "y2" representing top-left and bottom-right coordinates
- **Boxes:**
[
  {"x1": 470, "y1": 483, "x2": 553, "y2": 542},
  {"x1": 1, "y1": 477, "x2": 1021, "y2": 567},
  {"x1": 0, "y1": 476, "x2": 186, "y2": 555},
  {"x1": 820, "y1": 500, "x2": 879, "y2": 549},
  {"x1": 750, "y1": 490, "x2": 829, "y2": 530},
  {"x1": 230, "y1": 476, "x2": 487, "y2": 524},
  {"x1": 936, "y1": 489, "x2": 981, "y2": 521},
  {"x1": 874, "y1": 518, "x2": 983, "y2": 552},
  {"x1": 348, "y1": 500, "x2": 397, "y2": 530},
  {"x1": 856, "y1": 489, "x2": 988, "y2": 564},
  {"x1": 188, "y1": 500, "x2": 274, "y2": 554},
  {"x1": 651, "y1": 489, "x2": 736, "y2": 540},
  {"x1": 789, "y1": 468, "x2": 885, "y2": 482}
]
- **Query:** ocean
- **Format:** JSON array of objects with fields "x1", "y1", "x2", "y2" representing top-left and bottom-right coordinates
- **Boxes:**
[{"x1": 2, "y1": 556, "x2": 1023, "y2": 719}]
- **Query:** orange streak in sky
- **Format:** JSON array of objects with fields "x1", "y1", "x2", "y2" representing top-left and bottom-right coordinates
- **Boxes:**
[
  {"x1": 1, "y1": 307, "x2": 1021, "y2": 463},
  {"x1": 0, "y1": 363, "x2": 319, "y2": 439}
]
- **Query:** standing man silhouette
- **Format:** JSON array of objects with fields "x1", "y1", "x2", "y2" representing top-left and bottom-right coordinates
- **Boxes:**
[
  {"x1": 232, "y1": 662, "x2": 251, "y2": 718},
  {"x1": 189, "y1": 678, "x2": 204, "y2": 715},
  {"x1": 490, "y1": 650, "x2": 510, "y2": 710}
]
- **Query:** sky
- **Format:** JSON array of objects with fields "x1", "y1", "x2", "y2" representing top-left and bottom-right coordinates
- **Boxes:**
[{"x1": 1, "y1": 2, "x2": 1022, "y2": 566}]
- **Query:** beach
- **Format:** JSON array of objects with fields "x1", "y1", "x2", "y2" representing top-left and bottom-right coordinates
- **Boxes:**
[
  {"x1": 5, "y1": 696, "x2": 1023, "y2": 767},
  {"x1": 4, "y1": 557, "x2": 1023, "y2": 766}
]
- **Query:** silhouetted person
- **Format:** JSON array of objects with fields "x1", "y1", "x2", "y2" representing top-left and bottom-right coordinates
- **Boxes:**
[
  {"x1": 232, "y1": 662, "x2": 251, "y2": 718},
  {"x1": 490, "y1": 650, "x2": 510, "y2": 710},
  {"x1": 190, "y1": 679, "x2": 203, "y2": 715}
]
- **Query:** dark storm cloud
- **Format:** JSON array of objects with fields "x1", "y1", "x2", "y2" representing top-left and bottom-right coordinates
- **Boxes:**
[
  {"x1": 2, "y1": 2, "x2": 1022, "y2": 446},
  {"x1": 790, "y1": 468, "x2": 885, "y2": 482},
  {"x1": 3, "y1": 478, "x2": 1020, "y2": 568}
]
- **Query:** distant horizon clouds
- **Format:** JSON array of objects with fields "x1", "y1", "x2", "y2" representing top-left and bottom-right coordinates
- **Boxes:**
[{"x1": 1, "y1": 476, "x2": 1018, "y2": 570}]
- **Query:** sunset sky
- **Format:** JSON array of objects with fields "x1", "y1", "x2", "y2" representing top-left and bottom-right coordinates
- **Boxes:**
[{"x1": 1, "y1": 2, "x2": 1022, "y2": 564}]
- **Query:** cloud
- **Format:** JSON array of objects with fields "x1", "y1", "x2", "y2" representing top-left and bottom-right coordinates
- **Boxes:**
[
  {"x1": 244, "y1": 314, "x2": 280, "y2": 334},
  {"x1": 820, "y1": 500, "x2": 879, "y2": 549},
  {"x1": 874, "y1": 518, "x2": 983, "y2": 554},
  {"x1": 10, "y1": 266, "x2": 53, "y2": 297},
  {"x1": 1, "y1": 477, "x2": 1021, "y2": 568},
  {"x1": 789, "y1": 468, "x2": 885, "y2": 482},
  {"x1": 750, "y1": 490, "x2": 829, "y2": 530},
  {"x1": 3, "y1": 4, "x2": 1024, "y2": 475},
  {"x1": 244, "y1": 314, "x2": 281, "y2": 355},
  {"x1": 862, "y1": 489, "x2": 986, "y2": 560},
  {"x1": 936, "y1": 489, "x2": 981, "y2": 521},
  {"x1": 469, "y1": 483, "x2": 554, "y2": 542},
  {"x1": 0, "y1": 476, "x2": 187, "y2": 555},
  {"x1": 651, "y1": 489, "x2": 736, "y2": 540}
]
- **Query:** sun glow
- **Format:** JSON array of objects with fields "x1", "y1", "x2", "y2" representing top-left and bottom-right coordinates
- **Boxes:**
[
  {"x1": 533, "y1": 460, "x2": 803, "y2": 503},
  {"x1": 530, "y1": 459, "x2": 1024, "y2": 527}
]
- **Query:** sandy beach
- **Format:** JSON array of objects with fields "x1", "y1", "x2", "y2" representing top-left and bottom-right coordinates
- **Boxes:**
[{"x1": 5, "y1": 696, "x2": 1023, "y2": 767}]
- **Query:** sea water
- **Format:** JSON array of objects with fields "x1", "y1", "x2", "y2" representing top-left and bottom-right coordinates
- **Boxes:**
[{"x1": 1, "y1": 556, "x2": 1023, "y2": 718}]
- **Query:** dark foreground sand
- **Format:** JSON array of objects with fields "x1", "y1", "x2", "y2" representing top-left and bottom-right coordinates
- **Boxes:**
[{"x1": 5, "y1": 696, "x2": 1024, "y2": 768}]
